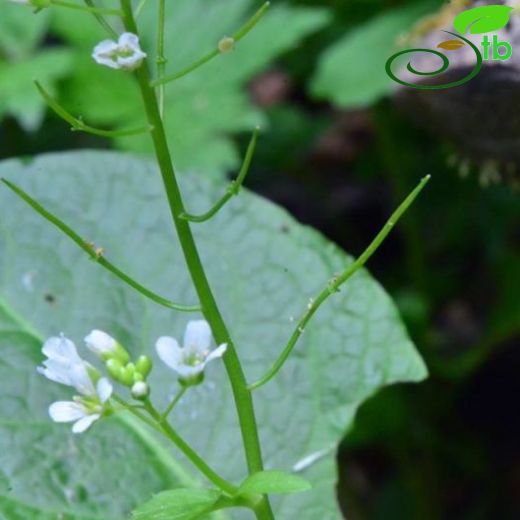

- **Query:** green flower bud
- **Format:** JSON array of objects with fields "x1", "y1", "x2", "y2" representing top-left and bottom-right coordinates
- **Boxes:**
[
  {"x1": 135, "y1": 355, "x2": 152, "y2": 378},
  {"x1": 119, "y1": 363, "x2": 136, "y2": 387},
  {"x1": 106, "y1": 358, "x2": 124, "y2": 381}
]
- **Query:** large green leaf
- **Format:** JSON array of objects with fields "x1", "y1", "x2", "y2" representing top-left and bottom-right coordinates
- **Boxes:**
[
  {"x1": 310, "y1": 3, "x2": 434, "y2": 108},
  {"x1": 50, "y1": 0, "x2": 330, "y2": 176},
  {"x1": 0, "y1": 151, "x2": 426, "y2": 519}
]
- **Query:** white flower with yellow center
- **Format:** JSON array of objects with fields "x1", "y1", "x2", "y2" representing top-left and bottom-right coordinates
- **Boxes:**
[
  {"x1": 92, "y1": 32, "x2": 147, "y2": 71},
  {"x1": 156, "y1": 320, "x2": 227, "y2": 384},
  {"x1": 38, "y1": 335, "x2": 113, "y2": 434}
]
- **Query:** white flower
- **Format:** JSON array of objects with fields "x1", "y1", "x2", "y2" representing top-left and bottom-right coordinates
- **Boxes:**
[
  {"x1": 92, "y1": 32, "x2": 147, "y2": 71},
  {"x1": 37, "y1": 335, "x2": 95, "y2": 395},
  {"x1": 156, "y1": 320, "x2": 227, "y2": 382},
  {"x1": 38, "y1": 335, "x2": 112, "y2": 433},
  {"x1": 49, "y1": 378, "x2": 113, "y2": 434},
  {"x1": 84, "y1": 329, "x2": 130, "y2": 364}
]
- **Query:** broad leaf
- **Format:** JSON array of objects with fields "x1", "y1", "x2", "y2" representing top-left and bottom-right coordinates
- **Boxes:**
[
  {"x1": 132, "y1": 488, "x2": 221, "y2": 520},
  {"x1": 0, "y1": 151, "x2": 427, "y2": 519},
  {"x1": 237, "y1": 471, "x2": 311, "y2": 496},
  {"x1": 453, "y1": 5, "x2": 514, "y2": 35},
  {"x1": 310, "y1": 3, "x2": 434, "y2": 108}
]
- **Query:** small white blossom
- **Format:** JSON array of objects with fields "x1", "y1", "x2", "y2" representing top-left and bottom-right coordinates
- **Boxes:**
[
  {"x1": 156, "y1": 320, "x2": 227, "y2": 382},
  {"x1": 38, "y1": 335, "x2": 112, "y2": 433},
  {"x1": 49, "y1": 378, "x2": 112, "y2": 434},
  {"x1": 92, "y1": 32, "x2": 147, "y2": 71}
]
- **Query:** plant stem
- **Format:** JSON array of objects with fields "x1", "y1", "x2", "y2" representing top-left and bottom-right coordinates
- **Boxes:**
[
  {"x1": 162, "y1": 386, "x2": 187, "y2": 419},
  {"x1": 119, "y1": 2, "x2": 274, "y2": 518},
  {"x1": 249, "y1": 175, "x2": 431, "y2": 391},
  {"x1": 180, "y1": 127, "x2": 259, "y2": 223},
  {"x1": 156, "y1": 0, "x2": 167, "y2": 116},
  {"x1": 35, "y1": 80, "x2": 153, "y2": 138},
  {"x1": 83, "y1": 0, "x2": 117, "y2": 37},
  {"x1": 51, "y1": 0, "x2": 122, "y2": 15},
  {"x1": 0, "y1": 178, "x2": 199, "y2": 313},
  {"x1": 143, "y1": 400, "x2": 237, "y2": 495},
  {"x1": 150, "y1": 2, "x2": 271, "y2": 87}
]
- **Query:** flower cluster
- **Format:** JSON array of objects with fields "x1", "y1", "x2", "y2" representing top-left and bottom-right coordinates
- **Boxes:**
[
  {"x1": 38, "y1": 335, "x2": 113, "y2": 433},
  {"x1": 39, "y1": 321, "x2": 226, "y2": 433}
]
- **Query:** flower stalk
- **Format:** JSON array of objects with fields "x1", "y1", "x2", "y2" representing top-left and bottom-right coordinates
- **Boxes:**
[{"x1": 118, "y1": 1, "x2": 274, "y2": 518}]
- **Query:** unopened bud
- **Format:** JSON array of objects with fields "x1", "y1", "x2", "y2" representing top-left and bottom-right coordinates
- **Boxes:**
[
  {"x1": 135, "y1": 355, "x2": 152, "y2": 378},
  {"x1": 131, "y1": 381, "x2": 149, "y2": 400}
]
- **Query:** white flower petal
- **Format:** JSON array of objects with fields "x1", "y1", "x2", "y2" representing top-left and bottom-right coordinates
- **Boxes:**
[
  {"x1": 49, "y1": 401, "x2": 88, "y2": 423},
  {"x1": 117, "y1": 53, "x2": 146, "y2": 70},
  {"x1": 183, "y1": 320, "x2": 211, "y2": 354},
  {"x1": 156, "y1": 336, "x2": 183, "y2": 370},
  {"x1": 42, "y1": 335, "x2": 81, "y2": 364},
  {"x1": 204, "y1": 343, "x2": 227, "y2": 364},
  {"x1": 93, "y1": 39, "x2": 119, "y2": 55},
  {"x1": 119, "y1": 32, "x2": 140, "y2": 48},
  {"x1": 37, "y1": 362, "x2": 72, "y2": 386},
  {"x1": 96, "y1": 378, "x2": 113, "y2": 403},
  {"x1": 84, "y1": 330, "x2": 116, "y2": 357},
  {"x1": 69, "y1": 364, "x2": 96, "y2": 397},
  {"x1": 72, "y1": 414, "x2": 100, "y2": 434}
]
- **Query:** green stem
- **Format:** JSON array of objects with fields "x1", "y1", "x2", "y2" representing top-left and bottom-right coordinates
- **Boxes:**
[
  {"x1": 143, "y1": 400, "x2": 237, "y2": 495},
  {"x1": 249, "y1": 175, "x2": 431, "y2": 391},
  {"x1": 135, "y1": 0, "x2": 149, "y2": 18},
  {"x1": 112, "y1": 395, "x2": 162, "y2": 433},
  {"x1": 1, "y1": 178, "x2": 200, "y2": 313},
  {"x1": 156, "y1": 0, "x2": 167, "y2": 116},
  {"x1": 162, "y1": 386, "x2": 187, "y2": 419},
  {"x1": 51, "y1": 0, "x2": 122, "y2": 15},
  {"x1": 150, "y1": 2, "x2": 271, "y2": 87},
  {"x1": 180, "y1": 127, "x2": 259, "y2": 223},
  {"x1": 83, "y1": 0, "x2": 118, "y2": 37},
  {"x1": 35, "y1": 81, "x2": 153, "y2": 138},
  {"x1": 119, "y1": 2, "x2": 274, "y2": 518}
]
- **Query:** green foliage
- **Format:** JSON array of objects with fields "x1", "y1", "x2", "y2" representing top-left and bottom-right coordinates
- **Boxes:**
[
  {"x1": 236, "y1": 471, "x2": 311, "y2": 496},
  {"x1": 0, "y1": 1, "x2": 329, "y2": 176},
  {"x1": 453, "y1": 5, "x2": 514, "y2": 35},
  {"x1": 0, "y1": 151, "x2": 426, "y2": 519},
  {"x1": 0, "y1": 49, "x2": 73, "y2": 132},
  {"x1": 132, "y1": 489, "x2": 221, "y2": 520},
  {"x1": 310, "y1": 2, "x2": 434, "y2": 108}
]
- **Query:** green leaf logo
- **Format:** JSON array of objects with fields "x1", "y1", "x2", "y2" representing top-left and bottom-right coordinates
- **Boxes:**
[{"x1": 453, "y1": 5, "x2": 514, "y2": 34}]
